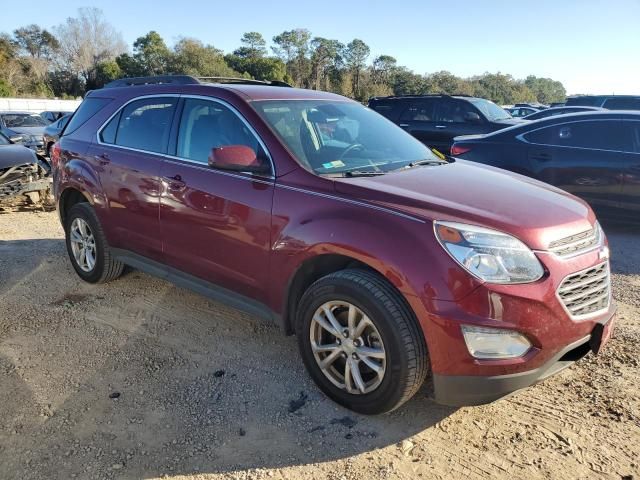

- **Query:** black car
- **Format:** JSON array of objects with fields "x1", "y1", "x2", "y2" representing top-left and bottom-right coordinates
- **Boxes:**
[
  {"x1": 368, "y1": 94, "x2": 522, "y2": 153},
  {"x1": 43, "y1": 114, "x2": 71, "y2": 157},
  {"x1": 451, "y1": 111, "x2": 640, "y2": 218},
  {"x1": 566, "y1": 95, "x2": 640, "y2": 110},
  {"x1": 40, "y1": 110, "x2": 74, "y2": 124},
  {"x1": 523, "y1": 106, "x2": 604, "y2": 120}
]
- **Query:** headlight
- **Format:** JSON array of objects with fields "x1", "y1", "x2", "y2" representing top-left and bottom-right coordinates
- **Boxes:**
[{"x1": 434, "y1": 221, "x2": 544, "y2": 284}]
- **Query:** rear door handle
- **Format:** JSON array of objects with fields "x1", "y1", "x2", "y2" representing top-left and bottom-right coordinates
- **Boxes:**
[
  {"x1": 435, "y1": 125, "x2": 447, "y2": 129},
  {"x1": 531, "y1": 152, "x2": 552, "y2": 162},
  {"x1": 399, "y1": 123, "x2": 409, "y2": 128},
  {"x1": 96, "y1": 153, "x2": 110, "y2": 165},
  {"x1": 163, "y1": 174, "x2": 186, "y2": 190}
]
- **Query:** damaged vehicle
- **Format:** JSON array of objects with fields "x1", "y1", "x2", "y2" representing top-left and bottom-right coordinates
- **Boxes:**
[
  {"x1": 0, "y1": 111, "x2": 48, "y2": 154},
  {"x1": 0, "y1": 132, "x2": 52, "y2": 207}
]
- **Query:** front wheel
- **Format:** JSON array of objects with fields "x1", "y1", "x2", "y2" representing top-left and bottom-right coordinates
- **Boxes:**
[{"x1": 297, "y1": 269, "x2": 428, "y2": 414}]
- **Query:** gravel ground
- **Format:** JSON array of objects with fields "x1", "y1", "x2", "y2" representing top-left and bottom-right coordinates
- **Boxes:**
[{"x1": 0, "y1": 210, "x2": 638, "y2": 480}]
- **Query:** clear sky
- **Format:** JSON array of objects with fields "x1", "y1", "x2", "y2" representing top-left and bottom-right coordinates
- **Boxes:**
[{"x1": 1, "y1": 0, "x2": 639, "y2": 95}]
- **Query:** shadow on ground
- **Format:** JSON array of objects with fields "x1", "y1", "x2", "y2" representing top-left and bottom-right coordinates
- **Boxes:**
[{"x1": 0, "y1": 237, "x2": 455, "y2": 479}]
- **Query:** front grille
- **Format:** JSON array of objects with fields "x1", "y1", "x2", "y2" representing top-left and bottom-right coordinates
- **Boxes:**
[
  {"x1": 557, "y1": 262, "x2": 610, "y2": 318},
  {"x1": 548, "y1": 226, "x2": 601, "y2": 258}
]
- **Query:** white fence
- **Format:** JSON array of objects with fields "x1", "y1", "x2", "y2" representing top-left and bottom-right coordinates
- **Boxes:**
[{"x1": 0, "y1": 98, "x2": 82, "y2": 113}]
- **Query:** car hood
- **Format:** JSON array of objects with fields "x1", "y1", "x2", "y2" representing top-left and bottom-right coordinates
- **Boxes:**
[
  {"x1": 333, "y1": 160, "x2": 595, "y2": 250},
  {"x1": 0, "y1": 144, "x2": 38, "y2": 169},
  {"x1": 6, "y1": 126, "x2": 46, "y2": 136}
]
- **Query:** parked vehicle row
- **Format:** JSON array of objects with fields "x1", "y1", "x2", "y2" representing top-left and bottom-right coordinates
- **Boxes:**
[
  {"x1": 0, "y1": 111, "x2": 48, "y2": 154},
  {"x1": 451, "y1": 111, "x2": 640, "y2": 219},
  {"x1": 522, "y1": 106, "x2": 604, "y2": 120},
  {"x1": 368, "y1": 94, "x2": 522, "y2": 154},
  {"x1": 52, "y1": 75, "x2": 614, "y2": 414}
]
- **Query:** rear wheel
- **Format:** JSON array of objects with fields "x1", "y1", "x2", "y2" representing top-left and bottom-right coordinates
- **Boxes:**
[
  {"x1": 64, "y1": 203, "x2": 124, "y2": 283},
  {"x1": 297, "y1": 269, "x2": 428, "y2": 414}
]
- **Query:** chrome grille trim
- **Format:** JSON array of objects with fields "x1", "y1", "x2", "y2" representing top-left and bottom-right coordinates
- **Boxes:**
[
  {"x1": 557, "y1": 262, "x2": 610, "y2": 319},
  {"x1": 548, "y1": 225, "x2": 601, "y2": 258}
]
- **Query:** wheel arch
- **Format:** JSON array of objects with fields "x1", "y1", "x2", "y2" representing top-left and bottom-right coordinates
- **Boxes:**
[{"x1": 58, "y1": 187, "x2": 92, "y2": 225}]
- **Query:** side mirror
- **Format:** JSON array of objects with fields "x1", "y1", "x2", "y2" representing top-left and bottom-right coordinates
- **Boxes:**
[
  {"x1": 464, "y1": 112, "x2": 482, "y2": 124},
  {"x1": 208, "y1": 145, "x2": 270, "y2": 174}
]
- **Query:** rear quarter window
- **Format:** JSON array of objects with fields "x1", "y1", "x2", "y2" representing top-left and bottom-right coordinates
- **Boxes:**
[
  {"x1": 63, "y1": 97, "x2": 112, "y2": 136},
  {"x1": 524, "y1": 120, "x2": 631, "y2": 151},
  {"x1": 603, "y1": 97, "x2": 640, "y2": 110}
]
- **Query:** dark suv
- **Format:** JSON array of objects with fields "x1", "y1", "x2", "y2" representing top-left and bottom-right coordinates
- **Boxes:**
[
  {"x1": 52, "y1": 76, "x2": 615, "y2": 414},
  {"x1": 566, "y1": 95, "x2": 640, "y2": 110},
  {"x1": 368, "y1": 94, "x2": 522, "y2": 153}
]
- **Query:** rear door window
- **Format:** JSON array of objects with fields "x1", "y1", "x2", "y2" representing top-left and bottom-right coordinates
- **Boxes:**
[
  {"x1": 434, "y1": 99, "x2": 480, "y2": 123},
  {"x1": 400, "y1": 100, "x2": 437, "y2": 122},
  {"x1": 369, "y1": 100, "x2": 399, "y2": 120},
  {"x1": 63, "y1": 97, "x2": 112, "y2": 135},
  {"x1": 100, "y1": 97, "x2": 177, "y2": 154},
  {"x1": 603, "y1": 97, "x2": 640, "y2": 110},
  {"x1": 524, "y1": 120, "x2": 632, "y2": 152}
]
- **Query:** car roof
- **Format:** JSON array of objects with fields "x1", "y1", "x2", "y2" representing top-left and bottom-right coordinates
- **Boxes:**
[
  {"x1": 93, "y1": 82, "x2": 351, "y2": 103},
  {"x1": 369, "y1": 95, "x2": 482, "y2": 102}
]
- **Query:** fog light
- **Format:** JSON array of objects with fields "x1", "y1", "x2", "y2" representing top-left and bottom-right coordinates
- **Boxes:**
[{"x1": 461, "y1": 325, "x2": 531, "y2": 359}]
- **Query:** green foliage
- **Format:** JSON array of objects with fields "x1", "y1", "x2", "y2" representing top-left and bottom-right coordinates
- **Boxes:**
[{"x1": 0, "y1": 20, "x2": 568, "y2": 104}]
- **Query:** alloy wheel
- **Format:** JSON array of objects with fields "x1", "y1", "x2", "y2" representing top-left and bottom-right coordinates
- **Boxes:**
[{"x1": 69, "y1": 218, "x2": 96, "y2": 272}]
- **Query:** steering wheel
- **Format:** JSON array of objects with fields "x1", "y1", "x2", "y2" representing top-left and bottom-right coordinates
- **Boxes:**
[{"x1": 338, "y1": 143, "x2": 365, "y2": 160}]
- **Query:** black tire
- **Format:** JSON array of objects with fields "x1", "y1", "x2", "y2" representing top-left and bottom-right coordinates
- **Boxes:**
[
  {"x1": 64, "y1": 203, "x2": 124, "y2": 283},
  {"x1": 297, "y1": 269, "x2": 428, "y2": 414}
]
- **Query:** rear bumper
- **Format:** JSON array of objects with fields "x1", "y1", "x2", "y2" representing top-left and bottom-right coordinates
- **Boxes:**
[{"x1": 433, "y1": 310, "x2": 615, "y2": 406}]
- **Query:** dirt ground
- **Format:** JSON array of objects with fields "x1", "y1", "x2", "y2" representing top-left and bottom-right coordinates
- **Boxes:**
[{"x1": 0, "y1": 210, "x2": 638, "y2": 480}]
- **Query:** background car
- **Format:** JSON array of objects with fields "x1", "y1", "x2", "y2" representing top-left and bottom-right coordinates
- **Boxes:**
[
  {"x1": 514, "y1": 102, "x2": 548, "y2": 110},
  {"x1": 0, "y1": 131, "x2": 51, "y2": 205},
  {"x1": 506, "y1": 106, "x2": 539, "y2": 117},
  {"x1": 368, "y1": 94, "x2": 522, "y2": 153},
  {"x1": 566, "y1": 95, "x2": 640, "y2": 110},
  {"x1": 451, "y1": 111, "x2": 640, "y2": 218},
  {"x1": 0, "y1": 111, "x2": 48, "y2": 154},
  {"x1": 43, "y1": 113, "x2": 71, "y2": 157},
  {"x1": 40, "y1": 110, "x2": 74, "y2": 124},
  {"x1": 522, "y1": 106, "x2": 604, "y2": 120}
]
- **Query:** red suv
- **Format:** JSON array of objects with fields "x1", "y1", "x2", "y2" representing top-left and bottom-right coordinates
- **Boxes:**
[{"x1": 52, "y1": 76, "x2": 616, "y2": 414}]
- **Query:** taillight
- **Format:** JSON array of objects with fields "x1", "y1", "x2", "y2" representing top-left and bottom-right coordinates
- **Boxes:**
[
  {"x1": 50, "y1": 142, "x2": 61, "y2": 168},
  {"x1": 450, "y1": 144, "x2": 471, "y2": 156}
]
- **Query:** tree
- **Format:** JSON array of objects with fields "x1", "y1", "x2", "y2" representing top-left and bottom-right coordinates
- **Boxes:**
[
  {"x1": 234, "y1": 32, "x2": 267, "y2": 58},
  {"x1": 54, "y1": 8, "x2": 127, "y2": 86},
  {"x1": 131, "y1": 31, "x2": 172, "y2": 76},
  {"x1": 13, "y1": 25, "x2": 59, "y2": 59},
  {"x1": 524, "y1": 75, "x2": 566, "y2": 104},
  {"x1": 172, "y1": 38, "x2": 240, "y2": 77},
  {"x1": 371, "y1": 55, "x2": 397, "y2": 86},
  {"x1": 94, "y1": 60, "x2": 121, "y2": 88},
  {"x1": 272, "y1": 29, "x2": 311, "y2": 87},
  {"x1": 344, "y1": 39, "x2": 370, "y2": 100},
  {"x1": 310, "y1": 37, "x2": 343, "y2": 90}
]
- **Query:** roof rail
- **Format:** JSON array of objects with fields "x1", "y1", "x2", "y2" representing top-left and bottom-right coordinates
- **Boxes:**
[
  {"x1": 370, "y1": 93, "x2": 474, "y2": 100},
  {"x1": 103, "y1": 75, "x2": 200, "y2": 88},
  {"x1": 197, "y1": 77, "x2": 292, "y2": 87}
]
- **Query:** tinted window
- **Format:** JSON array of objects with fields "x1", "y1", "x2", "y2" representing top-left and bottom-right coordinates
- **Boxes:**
[
  {"x1": 435, "y1": 99, "x2": 481, "y2": 123},
  {"x1": 603, "y1": 97, "x2": 640, "y2": 110},
  {"x1": 1, "y1": 113, "x2": 48, "y2": 128},
  {"x1": 400, "y1": 100, "x2": 436, "y2": 122},
  {"x1": 64, "y1": 97, "x2": 112, "y2": 135},
  {"x1": 108, "y1": 98, "x2": 177, "y2": 153},
  {"x1": 565, "y1": 96, "x2": 605, "y2": 107},
  {"x1": 177, "y1": 98, "x2": 265, "y2": 166},
  {"x1": 524, "y1": 120, "x2": 631, "y2": 151},
  {"x1": 631, "y1": 122, "x2": 640, "y2": 153},
  {"x1": 100, "y1": 111, "x2": 121, "y2": 144},
  {"x1": 369, "y1": 101, "x2": 398, "y2": 120}
]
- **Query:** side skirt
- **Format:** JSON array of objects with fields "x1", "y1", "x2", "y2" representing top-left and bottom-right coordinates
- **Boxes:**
[{"x1": 112, "y1": 248, "x2": 281, "y2": 325}]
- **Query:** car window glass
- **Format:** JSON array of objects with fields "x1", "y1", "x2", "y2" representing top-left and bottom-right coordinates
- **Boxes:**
[
  {"x1": 176, "y1": 98, "x2": 264, "y2": 166},
  {"x1": 436, "y1": 100, "x2": 481, "y2": 123},
  {"x1": 400, "y1": 100, "x2": 436, "y2": 122},
  {"x1": 369, "y1": 102, "x2": 396, "y2": 120},
  {"x1": 525, "y1": 120, "x2": 631, "y2": 151},
  {"x1": 2, "y1": 113, "x2": 48, "y2": 128},
  {"x1": 630, "y1": 122, "x2": 640, "y2": 153},
  {"x1": 64, "y1": 97, "x2": 112, "y2": 135},
  {"x1": 100, "y1": 111, "x2": 121, "y2": 144},
  {"x1": 603, "y1": 97, "x2": 640, "y2": 110},
  {"x1": 110, "y1": 97, "x2": 177, "y2": 153}
]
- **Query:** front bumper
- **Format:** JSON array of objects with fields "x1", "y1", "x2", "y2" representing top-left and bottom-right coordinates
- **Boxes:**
[{"x1": 433, "y1": 309, "x2": 615, "y2": 406}]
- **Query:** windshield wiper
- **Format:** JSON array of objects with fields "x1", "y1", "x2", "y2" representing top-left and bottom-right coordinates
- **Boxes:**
[
  {"x1": 343, "y1": 170, "x2": 386, "y2": 177},
  {"x1": 400, "y1": 158, "x2": 449, "y2": 169}
]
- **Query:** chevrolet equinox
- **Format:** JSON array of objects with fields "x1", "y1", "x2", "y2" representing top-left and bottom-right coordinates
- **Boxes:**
[{"x1": 52, "y1": 75, "x2": 616, "y2": 414}]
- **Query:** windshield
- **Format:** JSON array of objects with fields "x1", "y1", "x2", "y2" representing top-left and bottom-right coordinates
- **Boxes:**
[
  {"x1": 2, "y1": 113, "x2": 48, "y2": 128},
  {"x1": 469, "y1": 98, "x2": 512, "y2": 121},
  {"x1": 252, "y1": 100, "x2": 439, "y2": 174}
]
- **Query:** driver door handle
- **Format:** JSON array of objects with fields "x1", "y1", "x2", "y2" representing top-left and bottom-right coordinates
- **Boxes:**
[{"x1": 435, "y1": 125, "x2": 447, "y2": 129}]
